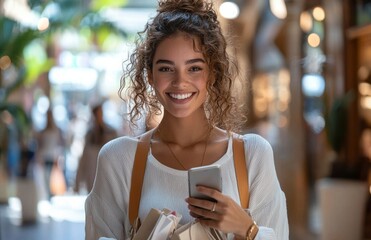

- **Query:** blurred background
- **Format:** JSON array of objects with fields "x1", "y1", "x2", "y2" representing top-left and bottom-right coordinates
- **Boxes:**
[{"x1": 0, "y1": 0, "x2": 371, "y2": 239}]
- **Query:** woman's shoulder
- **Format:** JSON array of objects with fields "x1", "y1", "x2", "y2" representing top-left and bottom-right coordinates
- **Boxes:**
[
  {"x1": 94, "y1": 135, "x2": 142, "y2": 176},
  {"x1": 236, "y1": 133, "x2": 275, "y2": 171},
  {"x1": 98, "y1": 135, "x2": 140, "y2": 157},
  {"x1": 103, "y1": 134, "x2": 138, "y2": 146},
  {"x1": 237, "y1": 133, "x2": 272, "y2": 151}
]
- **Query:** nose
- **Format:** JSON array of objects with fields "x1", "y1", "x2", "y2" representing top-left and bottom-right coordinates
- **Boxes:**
[{"x1": 172, "y1": 71, "x2": 187, "y2": 87}]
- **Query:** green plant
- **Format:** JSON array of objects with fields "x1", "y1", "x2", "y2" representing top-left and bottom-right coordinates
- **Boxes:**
[
  {"x1": 324, "y1": 90, "x2": 366, "y2": 179},
  {"x1": 1, "y1": 0, "x2": 129, "y2": 177},
  {"x1": 0, "y1": 17, "x2": 41, "y2": 177},
  {"x1": 325, "y1": 90, "x2": 355, "y2": 155},
  {"x1": 0, "y1": 18, "x2": 38, "y2": 140}
]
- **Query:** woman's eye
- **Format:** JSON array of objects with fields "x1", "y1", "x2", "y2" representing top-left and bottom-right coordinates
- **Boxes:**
[
  {"x1": 159, "y1": 67, "x2": 172, "y2": 72},
  {"x1": 190, "y1": 66, "x2": 202, "y2": 72}
]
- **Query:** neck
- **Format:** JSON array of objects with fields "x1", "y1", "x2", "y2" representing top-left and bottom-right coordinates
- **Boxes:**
[{"x1": 156, "y1": 111, "x2": 212, "y2": 147}]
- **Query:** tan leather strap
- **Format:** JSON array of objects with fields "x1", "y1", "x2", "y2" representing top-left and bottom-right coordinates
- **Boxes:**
[
  {"x1": 128, "y1": 129, "x2": 155, "y2": 225},
  {"x1": 233, "y1": 136, "x2": 249, "y2": 209},
  {"x1": 128, "y1": 132, "x2": 249, "y2": 225}
]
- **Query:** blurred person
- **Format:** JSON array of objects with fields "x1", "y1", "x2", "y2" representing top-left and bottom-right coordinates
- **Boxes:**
[
  {"x1": 85, "y1": 0, "x2": 289, "y2": 239},
  {"x1": 74, "y1": 103, "x2": 117, "y2": 194},
  {"x1": 35, "y1": 109, "x2": 66, "y2": 199},
  {"x1": 64, "y1": 109, "x2": 87, "y2": 188},
  {"x1": 5, "y1": 118, "x2": 21, "y2": 179}
]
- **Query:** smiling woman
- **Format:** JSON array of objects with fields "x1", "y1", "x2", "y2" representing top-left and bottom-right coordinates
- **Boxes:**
[{"x1": 84, "y1": 0, "x2": 289, "y2": 239}]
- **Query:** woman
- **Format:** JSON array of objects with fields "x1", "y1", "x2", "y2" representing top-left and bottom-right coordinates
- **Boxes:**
[{"x1": 85, "y1": 0, "x2": 289, "y2": 239}]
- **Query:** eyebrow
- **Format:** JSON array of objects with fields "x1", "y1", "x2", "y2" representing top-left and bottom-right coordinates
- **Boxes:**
[{"x1": 155, "y1": 58, "x2": 205, "y2": 65}]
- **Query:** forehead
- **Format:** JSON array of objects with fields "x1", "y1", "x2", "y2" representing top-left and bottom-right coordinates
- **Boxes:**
[{"x1": 153, "y1": 32, "x2": 204, "y2": 60}]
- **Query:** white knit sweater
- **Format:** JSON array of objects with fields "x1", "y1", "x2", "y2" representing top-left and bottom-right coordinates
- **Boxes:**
[{"x1": 85, "y1": 134, "x2": 289, "y2": 240}]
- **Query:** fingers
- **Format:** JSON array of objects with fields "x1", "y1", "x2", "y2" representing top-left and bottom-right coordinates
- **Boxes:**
[
  {"x1": 186, "y1": 185, "x2": 229, "y2": 217},
  {"x1": 195, "y1": 186, "x2": 223, "y2": 202},
  {"x1": 186, "y1": 197, "x2": 219, "y2": 211},
  {"x1": 188, "y1": 204, "x2": 222, "y2": 221}
]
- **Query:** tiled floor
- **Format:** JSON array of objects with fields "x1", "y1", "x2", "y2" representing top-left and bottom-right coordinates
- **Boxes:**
[
  {"x1": 0, "y1": 196, "x2": 86, "y2": 240},
  {"x1": 0, "y1": 215, "x2": 85, "y2": 240}
]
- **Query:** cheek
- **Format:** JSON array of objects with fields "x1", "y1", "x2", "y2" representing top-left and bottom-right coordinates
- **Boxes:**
[
  {"x1": 197, "y1": 82, "x2": 208, "y2": 101},
  {"x1": 197, "y1": 77, "x2": 209, "y2": 91},
  {"x1": 152, "y1": 78, "x2": 168, "y2": 92}
]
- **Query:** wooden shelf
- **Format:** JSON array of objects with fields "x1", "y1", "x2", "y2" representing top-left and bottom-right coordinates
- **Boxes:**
[{"x1": 347, "y1": 23, "x2": 371, "y2": 39}]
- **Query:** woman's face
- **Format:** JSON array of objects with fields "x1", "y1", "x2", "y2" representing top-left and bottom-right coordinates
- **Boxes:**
[{"x1": 149, "y1": 32, "x2": 209, "y2": 119}]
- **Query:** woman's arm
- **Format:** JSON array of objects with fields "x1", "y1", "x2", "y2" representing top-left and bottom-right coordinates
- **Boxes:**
[
  {"x1": 85, "y1": 137, "x2": 136, "y2": 240},
  {"x1": 245, "y1": 134, "x2": 289, "y2": 240}
]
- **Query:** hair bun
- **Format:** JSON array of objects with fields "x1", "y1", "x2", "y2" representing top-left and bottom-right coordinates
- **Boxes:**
[{"x1": 158, "y1": 0, "x2": 213, "y2": 15}]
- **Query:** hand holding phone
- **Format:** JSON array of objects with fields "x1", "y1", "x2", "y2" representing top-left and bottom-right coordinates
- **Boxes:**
[{"x1": 188, "y1": 165, "x2": 222, "y2": 201}]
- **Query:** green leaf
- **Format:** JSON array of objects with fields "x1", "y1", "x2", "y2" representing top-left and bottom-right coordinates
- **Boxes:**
[
  {"x1": 90, "y1": 0, "x2": 128, "y2": 11},
  {"x1": 0, "y1": 17, "x2": 17, "y2": 55},
  {"x1": 23, "y1": 40, "x2": 54, "y2": 85},
  {"x1": 0, "y1": 102, "x2": 31, "y2": 136},
  {"x1": 25, "y1": 59, "x2": 55, "y2": 85},
  {"x1": 3, "y1": 30, "x2": 40, "y2": 67}
]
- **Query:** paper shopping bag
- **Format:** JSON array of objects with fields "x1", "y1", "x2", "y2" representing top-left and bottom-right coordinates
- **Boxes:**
[
  {"x1": 148, "y1": 210, "x2": 181, "y2": 240},
  {"x1": 170, "y1": 221, "x2": 209, "y2": 240},
  {"x1": 170, "y1": 221, "x2": 226, "y2": 240},
  {"x1": 132, "y1": 208, "x2": 181, "y2": 240},
  {"x1": 49, "y1": 160, "x2": 66, "y2": 196},
  {"x1": 132, "y1": 208, "x2": 162, "y2": 240}
]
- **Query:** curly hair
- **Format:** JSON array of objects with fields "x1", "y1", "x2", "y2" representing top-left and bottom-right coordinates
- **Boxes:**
[{"x1": 119, "y1": 0, "x2": 245, "y2": 133}]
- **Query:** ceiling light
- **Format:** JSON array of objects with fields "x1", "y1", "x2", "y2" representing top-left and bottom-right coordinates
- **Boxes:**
[
  {"x1": 300, "y1": 11, "x2": 313, "y2": 32},
  {"x1": 313, "y1": 7, "x2": 325, "y2": 21},
  {"x1": 219, "y1": 1, "x2": 240, "y2": 20},
  {"x1": 269, "y1": 0, "x2": 287, "y2": 19}
]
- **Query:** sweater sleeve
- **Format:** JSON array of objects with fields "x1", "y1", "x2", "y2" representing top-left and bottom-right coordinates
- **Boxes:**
[
  {"x1": 85, "y1": 191, "x2": 124, "y2": 239},
  {"x1": 243, "y1": 134, "x2": 289, "y2": 240},
  {"x1": 85, "y1": 136, "x2": 137, "y2": 240}
]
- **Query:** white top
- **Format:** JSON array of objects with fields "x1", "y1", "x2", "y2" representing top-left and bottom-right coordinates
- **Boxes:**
[{"x1": 85, "y1": 134, "x2": 289, "y2": 240}]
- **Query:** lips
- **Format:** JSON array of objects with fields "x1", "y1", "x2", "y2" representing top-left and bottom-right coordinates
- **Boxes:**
[{"x1": 168, "y1": 92, "x2": 193, "y2": 100}]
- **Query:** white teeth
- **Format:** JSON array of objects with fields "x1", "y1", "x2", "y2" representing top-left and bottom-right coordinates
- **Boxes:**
[{"x1": 169, "y1": 93, "x2": 192, "y2": 100}]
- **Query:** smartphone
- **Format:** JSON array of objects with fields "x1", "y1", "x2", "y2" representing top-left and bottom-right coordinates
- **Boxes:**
[{"x1": 188, "y1": 165, "x2": 222, "y2": 201}]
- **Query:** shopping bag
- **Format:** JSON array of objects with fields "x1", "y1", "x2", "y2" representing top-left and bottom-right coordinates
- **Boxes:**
[
  {"x1": 49, "y1": 160, "x2": 66, "y2": 196},
  {"x1": 148, "y1": 210, "x2": 180, "y2": 240},
  {"x1": 132, "y1": 208, "x2": 162, "y2": 240},
  {"x1": 132, "y1": 208, "x2": 181, "y2": 240},
  {"x1": 170, "y1": 221, "x2": 226, "y2": 240}
]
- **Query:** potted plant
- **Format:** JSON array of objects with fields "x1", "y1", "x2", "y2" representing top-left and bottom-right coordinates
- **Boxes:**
[
  {"x1": 325, "y1": 91, "x2": 368, "y2": 178},
  {"x1": 316, "y1": 90, "x2": 369, "y2": 240}
]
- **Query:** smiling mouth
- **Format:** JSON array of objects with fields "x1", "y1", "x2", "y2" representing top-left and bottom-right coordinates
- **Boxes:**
[{"x1": 168, "y1": 93, "x2": 194, "y2": 100}]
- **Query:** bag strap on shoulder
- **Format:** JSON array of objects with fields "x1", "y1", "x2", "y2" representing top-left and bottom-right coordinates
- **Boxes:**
[
  {"x1": 129, "y1": 129, "x2": 155, "y2": 225},
  {"x1": 232, "y1": 136, "x2": 249, "y2": 209},
  {"x1": 128, "y1": 131, "x2": 249, "y2": 225}
]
